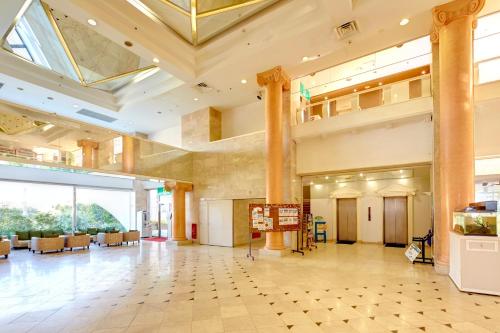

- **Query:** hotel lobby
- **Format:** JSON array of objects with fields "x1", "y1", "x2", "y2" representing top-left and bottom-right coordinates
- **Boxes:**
[{"x1": 1, "y1": 0, "x2": 500, "y2": 332}]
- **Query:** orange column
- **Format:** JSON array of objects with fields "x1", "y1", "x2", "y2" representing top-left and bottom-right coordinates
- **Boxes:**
[
  {"x1": 77, "y1": 139, "x2": 98, "y2": 169},
  {"x1": 166, "y1": 182, "x2": 193, "y2": 242},
  {"x1": 431, "y1": 0, "x2": 484, "y2": 272},
  {"x1": 257, "y1": 66, "x2": 291, "y2": 250},
  {"x1": 122, "y1": 135, "x2": 135, "y2": 174}
]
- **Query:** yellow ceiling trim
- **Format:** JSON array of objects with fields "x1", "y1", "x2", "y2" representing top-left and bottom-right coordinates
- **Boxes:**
[
  {"x1": 196, "y1": 0, "x2": 269, "y2": 18},
  {"x1": 0, "y1": 0, "x2": 33, "y2": 46},
  {"x1": 85, "y1": 65, "x2": 157, "y2": 87},
  {"x1": 158, "y1": 0, "x2": 190, "y2": 16},
  {"x1": 41, "y1": 2, "x2": 86, "y2": 85},
  {"x1": 191, "y1": 0, "x2": 197, "y2": 45}
]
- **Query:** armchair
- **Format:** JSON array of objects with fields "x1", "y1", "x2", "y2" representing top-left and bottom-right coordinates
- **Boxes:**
[
  {"x1": 97, "y1": 232, "x2": 123, "y2": 247},
  {"x1": 31, "y1": 236, "x2": 65, "y2": 254},
  {"x1": 0, "y1": 239, "x2": 10, "y2": 258}
]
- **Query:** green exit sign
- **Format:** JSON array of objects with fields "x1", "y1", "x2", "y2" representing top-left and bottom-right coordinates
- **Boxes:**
[{"x1": 157, "y1": 187, "x2": 170, "y2": 196}]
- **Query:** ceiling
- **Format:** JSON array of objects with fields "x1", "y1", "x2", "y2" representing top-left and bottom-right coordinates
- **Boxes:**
[
  {"x1": 127, "y1": 0, "x2": 280, "y2": 45},
  {"x1": 0, "y1": 0, "x2": 499, "y2": 144}
]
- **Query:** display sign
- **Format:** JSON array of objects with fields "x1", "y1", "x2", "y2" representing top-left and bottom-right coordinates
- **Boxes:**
[
  {"x1": 299, "y1": 82, "x2": 311, "y2": 101},
  {"x1": 157, "y1": 187, "x2": 170, "y2": 196},
  {"x1": 405, "y1": 243, "x2": 421, "y2": 262},
  {"x1": 249, "y1": 204, "x2": 301, "y2": 232}
]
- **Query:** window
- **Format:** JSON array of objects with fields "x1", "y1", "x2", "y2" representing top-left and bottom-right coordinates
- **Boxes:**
[
  {"x1": 75, "y1": 187, "x2": 135, "y2": 232},
  {"x1": 0, "y1": 181, "x2": 73, "y2": 236}
]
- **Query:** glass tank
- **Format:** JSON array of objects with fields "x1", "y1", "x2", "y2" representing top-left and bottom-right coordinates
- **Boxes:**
[{"x1": 453, "y1": 212, "x2": 499, "y2": 236}]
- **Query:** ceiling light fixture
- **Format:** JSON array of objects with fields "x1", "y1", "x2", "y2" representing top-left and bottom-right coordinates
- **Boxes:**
[
  {"x1": 194, "y1": 97, "x2": 199, "y2": 101},
  {"x1": 378, "y1": 82, "x2": 383, "y2": 86},
  {"x1": 364, "y1": 85, "x2": 370, "y2": 89},
  {"x1": 87, "y1": 18, "x2": 97, "y2": 26},
  {"x1": 421, "y1": 70, "x2": 426, "y2": 74},
  {"x1": 302, "y1": 56, "x2": 309, "y2": 62},
  {"x1": 354, "y1": 88, "x2": 357, "y2": 92},
  {"x1": 153, "y1": 57, "x2": 160, "y2": 63},
  {"x1": 325, "y1": 176, "x2": 329, "y2": 180},
  {"x1": 359, "y1": 173, "x2": 364, "y2": 177},
  {"x1": 241, "y1": 79, "x2": 247, "y2": 84},
  {"x1": 73, "y1": 104, "x2": 79, "y2": 108},
  {"x1": 400, "y1": 18, "x2": 410, "y2": 26}
]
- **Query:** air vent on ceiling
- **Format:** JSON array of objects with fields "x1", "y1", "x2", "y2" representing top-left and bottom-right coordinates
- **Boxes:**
[
  {"x1": 335, "y1": 20, "x2": 359, "y2": 40},
  {"x1": 195, "y1": 82, "x2": 214, "y2": 94},
  {"x1": 0, "y1": 82, "x2": 4, "y2": 89},
  {"x1": 76, "y1": 109, "x2": 117, "y2": 123}
]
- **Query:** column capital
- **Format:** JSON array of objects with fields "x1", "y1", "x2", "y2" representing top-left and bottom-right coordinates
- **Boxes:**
[
  {"x1": 432, "y1": 0, "x2": 484, "y2": 28},
  {"x1": 165, "y1": 181, "x2": 193, "y2": 192},
  {"x1": 256, "y1": 66, "x2": 291, "y2": 90},
  {"x1": 77, "y1": 139, "x2": 99, "y2": 149}
]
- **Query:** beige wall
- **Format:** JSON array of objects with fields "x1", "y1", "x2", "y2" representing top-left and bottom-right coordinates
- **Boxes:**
[
  {"x1": 182, "y1": 107, "x2": 221, "y2": 148},
  {"x1": 221, "y1": 101, "x2": 265, "y2": 139},
  {"x1": 233, "y1": 198, "x2": 265, "y2": 246}
]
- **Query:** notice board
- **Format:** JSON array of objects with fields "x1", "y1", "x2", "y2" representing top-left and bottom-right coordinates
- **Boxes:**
[{"x1": 248, "y1": 204, "x2": 301, "y2": 232}]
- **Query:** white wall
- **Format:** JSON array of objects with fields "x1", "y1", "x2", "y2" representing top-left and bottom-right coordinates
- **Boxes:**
[
  {"x1": 296, "y1": 120, "x2": 433, "y2": 174},
  {"x1": 475, "y1": 106, "x2": 500, "y2": 158},
  {"x1": 310, "y1": 198, "x2": 334, "y2": 240},
  {"x1": 221, "y1": 101, "x2": 265, "y2": 139},
  {"x1": 149, "y1": 125, "x2": 182, "y2": 148}
]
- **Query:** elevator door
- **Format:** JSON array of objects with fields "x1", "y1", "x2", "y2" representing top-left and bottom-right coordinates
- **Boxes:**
[
  {"x1": 337, "y1": 198, "x2": 357, "y2": 242},
  {"x1": 384, "y1": 197, "x2": 408, "y2": 245}
]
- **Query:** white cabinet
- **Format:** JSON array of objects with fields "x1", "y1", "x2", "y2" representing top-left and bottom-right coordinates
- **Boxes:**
[
  {"x1": 199, "y1": 200, "x2": 233, "y2": 247},
  {"x1": 449, "y1": 232, "x2": 500, "y2": 296}
]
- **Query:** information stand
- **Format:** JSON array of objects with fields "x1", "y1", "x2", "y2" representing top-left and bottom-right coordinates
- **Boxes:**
[{"x1": 248, "y1": 204, "x2": 302, "y2": 260}]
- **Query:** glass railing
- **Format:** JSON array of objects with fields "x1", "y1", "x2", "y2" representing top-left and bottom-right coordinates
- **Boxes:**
[{"x1": 294, "y1": 75, "x2": 431, "y2": 125}]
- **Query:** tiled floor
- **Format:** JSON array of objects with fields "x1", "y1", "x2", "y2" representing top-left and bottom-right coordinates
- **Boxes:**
[{"x1": 0, "y1": 241, "x2": 499, "y2": 333}]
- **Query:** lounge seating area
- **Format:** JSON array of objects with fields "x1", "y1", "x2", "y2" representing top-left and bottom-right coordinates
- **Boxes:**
[{"x1": 1, "y1": 228, "x2": 140, "y2": 258}]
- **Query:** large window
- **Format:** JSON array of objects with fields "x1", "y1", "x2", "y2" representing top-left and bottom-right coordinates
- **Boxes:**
[
  {"x1": 0, "y1": 181, "x2": 73, "y2": 236},
  {"x1": 76, "y1": 188, "x2": 135, "y2": 232},
  {"x1": 0, "y1": 180, "x2": 135, "y2": 236}
]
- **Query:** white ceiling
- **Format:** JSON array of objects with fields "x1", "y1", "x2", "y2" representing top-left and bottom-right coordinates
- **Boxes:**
[{"x1": 1, "y1": 0, "x2": 499, "y2": 141}]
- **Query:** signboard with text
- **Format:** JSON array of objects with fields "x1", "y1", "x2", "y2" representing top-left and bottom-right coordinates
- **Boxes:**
[{"x1": 248, "y1": 204, "x2": 301, "y2": 232}]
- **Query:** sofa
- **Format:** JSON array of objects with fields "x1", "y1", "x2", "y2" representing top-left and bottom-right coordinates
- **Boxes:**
[
  {"x1": 11, "y1": 230, "x2": 64, "y2": 249},
  {"x1": 31, "y1": 236, "x2": 65, "y2": 254},
  {"x1": 0, "y1": 239, "x2": 10, "y2": 259},
  {"x1": 123, "y1": 231, "x2": 140, "y2": 245},
  {"x1": 65, "y1": 234, "x2": 91, "y2": 251},
  {"x1": 97, "y1": 232, "x2": 123, "y2": 247}
]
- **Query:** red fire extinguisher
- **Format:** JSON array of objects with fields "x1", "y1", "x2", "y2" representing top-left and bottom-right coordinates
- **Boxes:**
[{"x1": 192, "y1": 224, "x2": 197, "y2": 239}]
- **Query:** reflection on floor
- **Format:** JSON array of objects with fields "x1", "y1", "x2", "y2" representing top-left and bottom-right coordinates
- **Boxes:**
[{"x1": 0, "y1": 242, "x2": 499, "y2": 333}]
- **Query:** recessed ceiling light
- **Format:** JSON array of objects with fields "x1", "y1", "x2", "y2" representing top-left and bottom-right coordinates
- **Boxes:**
[
  {"x1": 73, "y1": 104, "x2": 79, "y2": 108},
  {"x1": 421, "y1": 70, "x2": 426, "y2": 74},
  {"x1": 364, "y1": 85, "x2": 370, "y2": 89},
  {"x1": 399, "y1": 169, "x2": 403, "y2": 173},
  {"x1": 193, "y1": 97, "x2": 199, "y2": 101},
  {"x1": 302, "y1": 56, "x2": 309, "y2": 62},
  {"x1": 87, "y1": 18, "x2": 97, "y2": 26},
  {"x1": 241, "y1": 79, "x2": 247, "y2": 84},
  {"x1": 359, "y1": 173, "x2": 364, "y2": 177},
  {"x1": 324, "y1": 97, "x2": 328, "y2": 100},
  {"x1": 310, "y1": 181, "x2": 314, "y2": 185},
  {"x1": 378, "y1": 82, "x2": 383, "y2": 86},
  {"x1": 153, "y1": 57, "x2": 160, "y2": 63},
  {"x1": 325, "y1": 176, "x2": 329, "y2": 180},
  {"x1": 354, "y1": 88, "x2": 357, "y2": 92},
  {"x1": 400, "y1": 18, "x2": 409, "y2": 26}
]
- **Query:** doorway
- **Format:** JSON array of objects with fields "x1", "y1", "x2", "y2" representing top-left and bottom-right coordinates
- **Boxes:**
[
  {"x1": 337, "y1": 198, "x2": 357, "y2": 244},
  {"x1": 384, "y1": 196, "x2": 408, "y2": 246}
]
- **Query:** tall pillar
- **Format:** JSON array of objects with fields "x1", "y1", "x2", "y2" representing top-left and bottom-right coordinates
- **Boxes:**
[
  {"x1": 77, "y1": 139, "x2": 98, "y2": 169},
  {"x1": 122, "y1": 135, "x2": 135, "y2": 174},
  {"x1": 165, "y1": 181, "x2": 193, "y2": 245},
  {"x1": 431, "y1": 0, "x2": 484, "y2": 273},
  {"x1": 257, "y1": 66, "x2": 291, "y2": 251}
]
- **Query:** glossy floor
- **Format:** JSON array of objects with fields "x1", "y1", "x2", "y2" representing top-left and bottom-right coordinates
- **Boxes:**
[{"x1": 0, "y1": 241, "x2": 499, "y2": 333}]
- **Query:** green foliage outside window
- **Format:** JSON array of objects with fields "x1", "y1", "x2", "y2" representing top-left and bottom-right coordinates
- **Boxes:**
[{"x1": 0, "y1": 203, "x2": 124, "y2": 236}]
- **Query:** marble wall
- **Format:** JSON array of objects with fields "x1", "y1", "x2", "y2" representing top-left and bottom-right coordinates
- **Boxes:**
[{"x1": 182, "y1": 107, "x2": 222, "y2": 149}]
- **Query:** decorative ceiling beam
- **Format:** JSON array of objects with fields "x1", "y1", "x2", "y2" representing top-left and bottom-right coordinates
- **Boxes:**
[
  {"x1": 196, "y1": 0, "x2": 269, "y2": 18},
  {"x1": 190, "y1": 0, "x2": 197, "y2": 45}
]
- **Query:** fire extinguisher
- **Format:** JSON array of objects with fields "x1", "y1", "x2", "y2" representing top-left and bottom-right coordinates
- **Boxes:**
[{"x1": 192, "y1": 224, "x2": 197, "y2": 239}]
